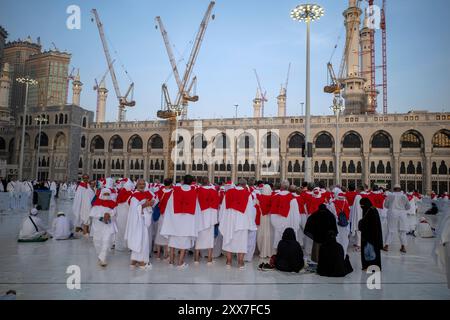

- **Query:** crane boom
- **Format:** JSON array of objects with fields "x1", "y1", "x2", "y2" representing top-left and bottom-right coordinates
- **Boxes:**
[
  {"x1": 155, "y1": 16, "x2": 183, "y2": 91},
  {"x1": 174, "y1": 1, "x2": 215, "y2": 107},
  {"x1": 91, "y1": 9, "x2": 122, "y2": 100},
  {"x1": 285, "y1": 62, "x2": 291, "y2": 91}
]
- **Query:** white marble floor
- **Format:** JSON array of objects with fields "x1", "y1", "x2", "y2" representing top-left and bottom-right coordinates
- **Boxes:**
[{"x1": 0, "y1": 198, "x2": 449, "y2": 300}]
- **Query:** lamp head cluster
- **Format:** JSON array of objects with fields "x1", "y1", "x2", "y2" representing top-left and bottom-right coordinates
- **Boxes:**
[
  {"x1": 291, "y1": 4, "x2": 324, "y2": 22},
  {"x1": 16, "y1": 76, "x2": 38, "y2": 85},
  {"x1": 34, "y1": 116, "x2": 48, "y2": 123}
]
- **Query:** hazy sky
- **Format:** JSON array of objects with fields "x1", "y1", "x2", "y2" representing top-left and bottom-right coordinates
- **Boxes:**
[{"x1": 1, "y1": 0, "x2": 449, "y2": 121}]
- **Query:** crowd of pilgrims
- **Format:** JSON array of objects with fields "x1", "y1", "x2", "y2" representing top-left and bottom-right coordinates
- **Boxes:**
[{"x1": 7, "y1": 175, "x2": 449, "y2": 277}]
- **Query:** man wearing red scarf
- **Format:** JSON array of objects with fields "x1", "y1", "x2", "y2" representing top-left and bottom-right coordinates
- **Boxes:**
[
  {"x1": 161, "y1": 175, "x2": 200, "y2": 269},
  {"x1": 89, "y1": 188, "x2": 117, "y2": 267},
  {"x1": 256, "y1": 184, "x2": 274, "y2": 258},
  {"x1": 124, "y1": 179, "x2": 155, "y2": 270},
  {"x1": 195, "y1": 177, "x2": 219, "y2": 264},
  {"x1": 270, "y1": 180, "x2": 301, "y2": 251},
  {"x1": 115, "y1": 179, "x2": 134, "y2": 251},
  {"x1": 219, "y1": 178, "x2": 256, "y2": 269},
  {"x1": 154, "y1": 178, "x2": 173, "y2": 260}
]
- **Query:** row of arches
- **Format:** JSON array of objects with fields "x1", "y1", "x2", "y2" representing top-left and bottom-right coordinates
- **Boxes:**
[{"x1": 87, "y1": 129, "x2": 450, "y2": 154}]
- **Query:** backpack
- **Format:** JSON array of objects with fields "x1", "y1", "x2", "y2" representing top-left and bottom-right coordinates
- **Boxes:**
[
  {"x1": 337, "y1": 202, "x2": 348, "y2": 228},
  {"x1": 337, "y1": 208, "x2": 349, "y2": 227}
]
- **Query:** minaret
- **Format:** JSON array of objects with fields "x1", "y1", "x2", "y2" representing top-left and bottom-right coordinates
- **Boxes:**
[
  {"x1": 277, "y1": 87, "x2": 286, "y2": 117},
  {"x1": 72, "y1": 69, "x2": 83, "y2": 106},
  {"x1": 253, "y1": 89, "x2": 262, "y2": 118},
  {"x1": 96, "y1": 80, "x2": 108, "y2": 123},
  {"x1": 342, "y1": 0, "x2": 366, "y2": 115},
  {"x1": 360, "y1": 9, "x2": 378, "y2": 114},
  {"x1": 0, "y1": 63, "x2": 11, "y2": 122}
]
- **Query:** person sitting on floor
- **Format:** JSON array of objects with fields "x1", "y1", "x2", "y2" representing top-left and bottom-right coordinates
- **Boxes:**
[
  {"x1": 425, "y1": 202, "x2": 439, "y2": 216},
  {"x1": 274, "y1": 227, "x2": 304, "y2": 273},
  {"x1": 18, "y1": 208, "x2": 49, "y2": 242},
  {"x1": 51, "y1": 212, "x2": 76, "y2": 240},
  {"x1": 317, "y1": 230, "x2": 353, "y2": 277}
]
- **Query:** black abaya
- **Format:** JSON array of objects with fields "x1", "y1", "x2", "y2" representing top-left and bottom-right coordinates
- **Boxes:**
[{"x1": 358, "y1": 206, "x2": 383, "y2": 270}]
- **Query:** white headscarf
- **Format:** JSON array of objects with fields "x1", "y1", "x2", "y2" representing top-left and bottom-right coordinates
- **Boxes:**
[
  {"x1": 261, "y1": 184, "x2": 272, "y2": 196},
  {"x1": 99, "y1": 188, "x2": 112, "y2": 200},
  {"x1": 123, "y1": 179, "x2": 135, "y2": 192}
]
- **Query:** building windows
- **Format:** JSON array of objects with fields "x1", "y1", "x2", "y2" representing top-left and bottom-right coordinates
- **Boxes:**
[
  {"x1": 342, "y1": 161, "x2": 347, "y2": 173},
  {"x1": 400, "y1": 162, "x2": 406, "y2": 174},
  {"x1": 439, "y1": 161, "x2": 448, "y2": 175},
  {"x1": 91, "y1": 136, "x2": 105, "y2": 150},
  {"x1": 432, "y1": 130, "x2": 450, "y2": 148},
  {"x1": 371, "y1": 132, "x2": 391, "y2": 149},
  {"x1": 348, "y1": 160, "x2": 356, "y2": 173},
  {"x1": 342, "y1": 132, "x2": 362, "y2": 149},
  {"x1": 110, "y1": 135, "x2": 123, "y2": 150},
  {"x1": 407, "y1": 161, "x2": 415, "y2": 174},
  {"x1": 149, "y1": 135, "x2": 164, "y2": 149},
  {"x1": 80, "y1": 136, "x2": 86, "y2": 148},
  {"x1": 432, "y1": 162, "x2": 437, "y2": 174},
  {"x1": 82, "y1": 117, "x2": 87, "y2": 128},
  {"x1": 401, "y1": 131, "x2": 422, "y2": 148},
  {"x1": 370, "y1": 162, "x2": 376, "y2": 174},
  {"x1": 129, "y1": 135, "x2": 143, "y2": 150},
  {"x1": 377, "y1": 161, "x2": 385, "y2": 174},
  {"x1": 288, "y1": 133, "x2": 305, "y2": 149},
  {"x1": 315, "y1": 132, "x2": 333, "y2": 148}
]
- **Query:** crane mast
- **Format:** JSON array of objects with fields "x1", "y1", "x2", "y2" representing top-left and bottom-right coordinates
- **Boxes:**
[{"x1": 91, "y1": 8, "x2": 135, "y2": 122}]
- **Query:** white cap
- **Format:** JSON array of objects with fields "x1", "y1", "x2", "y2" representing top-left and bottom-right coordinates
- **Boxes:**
[
  {"x1": 394, "y1": 184, "x2": 401, "y2": 189},
  {"x1": 30, "y1": 208, "x2": 38, "y2": 216}
]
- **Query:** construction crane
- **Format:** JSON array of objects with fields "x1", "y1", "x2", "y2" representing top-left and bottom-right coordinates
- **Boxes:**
[
  {"x1": 253, "y1": 69, "x2": 268, "y2": 117},
  {"x1": 156, "y1": 1, "x2": 215, "y2": 181},
  {"x1": 380, "y1": 0, "x2": 388, "y2": 114},
  {"x1": 284, "y1": 62, "x2": 291, "y2": 93},
  {"x1": 65, "y1": 67, "x2": 76, "y2": 104},
  {"x1": 91, "y1": 9, "x2": 135, "y2": 122}
]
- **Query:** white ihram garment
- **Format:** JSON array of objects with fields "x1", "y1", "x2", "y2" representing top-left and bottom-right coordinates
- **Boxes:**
[
  {"x1": 72, "y1": 185, "x2": 95, "y2": 227},
  {"x1": 115, "y1": 202, "x2": 130, "y2": 251},
  {"x1": 125, "y1": 197, "x2": 152, "y2": 263},
  {"x1": 270, "y1": 191, "x2": 301, "y2": 249},
  {"x1": 89, "y1": 205, "x2": 117, "y2": 262},
  {"x1": 384, "y1": 192, "x2": 411, "y2": 246}
]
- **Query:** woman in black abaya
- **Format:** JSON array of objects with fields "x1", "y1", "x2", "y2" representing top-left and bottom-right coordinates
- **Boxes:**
[{"x1": 358, "y1": 197, "x2": 383, "y2": 271}]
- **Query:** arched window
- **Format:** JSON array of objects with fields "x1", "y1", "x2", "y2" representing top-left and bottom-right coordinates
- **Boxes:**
[
  {"x1": 64, "y1": 114, "x2": 68, "y2": 124},
  {"x1": 129, "y1": 135, "x2": 143, "y2": 150},
  {"x1": 134, "y1": 159, "x2": 140, "y2": 170},
  {"x1": 348, "y1": 160, "x2": 356, "y2": 173},
  {"x1": 315, "y1": 132, "x2": 333, "y2": 148},
  {"x1": 288, "y1": 133, "x2": 304, "y2": 149},
  {"x1": 288, "y1": 161, "x2": 293, "y2": 172},
  {"x1": 401, "y1": 131, "x2": 422, "y2": 148},
  {"x1": 432, "y1": 130, "x2": 450, "y2": 148},
  {"x1": 264, "y1": 132, "x2": 279, "y2": 149},
  {"x1": 357, "y1": 161, "x2": 362, "y2": 173},
  {"x1": 239, "y1": 134, "x2": 255, "y2": 149},
  {"x1": 238, "y1": 163, "x2": 243, "y2": 172},
  {"x1": 78, "y1": 158, "x2": 83, "y2": 168},
  {"x1": 141, "y1": 160, "x2": 144, "y2": 169},
  {"x1": 432, "y1": 162, "x2": 437, "y2": 174},
  {"x1": 370, "y1": 162, "x2": 376, "y2": 174},
  {"x1": 320, "y1": 160, "x2": 327, "y2": 173},
  {"x1": 377, "y1": 161, "x2": 385, "y2": 174},
  {"x1": 161, "y1": 160, "x2": 164, "y2": 170},
  {"x1": 93, "y1": 159, "x2": 97, "y2": 169},
  {"x1": 116, "y1": 159, "x2": 121, "y2": 169},
  {"x1": 35, "y1": 132, "x2": 49, "y2": 148},
  {"x1": 121, "y1": 160, "x2": 124, "y2": 169},
  {"x1": 386, "y1": 161, "x2": 392, "y2": 174},
  {"x1": 226, "y1": 163, "x2": 231, "y2": 171},
  {"x1": 328, "y1": 161, "x2": 334, "y2": 173},
  {"x1": 251, "y1": 163, "x2": 255, "y2": 172},
  {"x1": 439, "y1": 161, "x2": 448, "y2": 175},
  {"x1": 59, "y1": 113, "x2": 64, "y2": 124},
  {"x1": 81, "y1": 136, "x2": 86, "y2": 148},
  {"x1": 110, "y1": 135, "x2": 123, "y2": 150},
  {"x1": 243, "y1": 160, "x2": 250, "y2": 171},
  {"x1": 342, "y1": 132, "x2": 361, "y2": 148},
  {"x1": 400, "y1": 162, "x2": 406, "y2": 174},
  {"x1": 150, "y1": 160, "x2": 154, "y2": 170},
  {"x1": 54, "y1": 115, "x2": 58, "y2": 124},
  {"x1": 372, "y1": 132, "x2": 391, "y2": 148},
  {"x1": 192, "y1": 134, "x2": 207, "y2": 149},
  {"x1": 111, "y1": 160, "x2": 115, "y2": 169},
  {"x1": 91, "y1": 136, "x2": 105, "y2": 150},
  {"x1": 149, "y1": 135, "x2": 163, "y2": 149},
  {"x1": 342, "y1": 161, "x2": 347, "y2": 173},
  {"x1": 294, "y1": 160, "x2": 301, "y2": 172},
  {"x1": 0, "y1": 137, "x2": 5, "y2": 150},
  {"x1": 130, "y1": 160, "x2": 134, "y2": 170},
  {"x1": 155, "y1": 160, "x2": 160, "y2": 170},
  {"x1": 82, "y1": 117, "x2": 87, "y2": 127},
  {"x1": 417, "y1": 162, "x2": 422, "y2": 174},
  {"x1": 407, "y1": 161, "x2": 415, "y2": 174},
  {"x1": 215, "y1": 133, "x2": 229, "y2": 149},
  {"x1": 314, "y1": 161, "x2": 320, "y2": 173}
]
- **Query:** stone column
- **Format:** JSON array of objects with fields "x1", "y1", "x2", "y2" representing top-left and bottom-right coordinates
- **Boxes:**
[
  {"x1": 143, "y1": 153, "x2": 149, "y2": 180},
  {"x1": 363, "y1": 153, "x2": 369, "y2": 187},
  {"x1": 164, "y1": 152, "x2": 170, "y2": 178},
  {"x1": 425, "y1": 153, "x2": 432, "y2": 195},
  {"x1": 124, "y1": 154, "x2": 129, "y2": 178},
  {"x1": 393, "y1": 152, "x2": 400, "y2": 186},
  {"x1": 87, "y1": 154, "x2": 92, "y2": 178},
  {"x1": 48, "y1": 151, "x2": 54, "y2": 181},
  {"x1": 105, "y1": 154, "x2": 111, "y2": 177},
  {"x1": 256, "y1": 152, "x2": 261, "y2": 180},
  {"x1": 280, "y1": 153, "x2": 286, "y2": 181}
]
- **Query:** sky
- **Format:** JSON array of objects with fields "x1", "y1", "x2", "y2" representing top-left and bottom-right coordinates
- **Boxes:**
[{"x1": 1, "y1": 0, "x2": 450, "y2": 122}]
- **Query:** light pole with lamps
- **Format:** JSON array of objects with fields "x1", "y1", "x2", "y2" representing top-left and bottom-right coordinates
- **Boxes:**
[
  {"x1": 291, "y1": 4, "x2": 324, "y2": 183},
  {"x1": 16, "y1": 76, "x2": 38, "y2": 181},
  {"x1": 234, "y1": 104, "x2": 239, "y2": 119},
  {"x1": 34, "y1": 115, "x2": 48, "y2": 181},
  {"x1": 330, "y1": 94, "x2": 345, "y2": 186}
]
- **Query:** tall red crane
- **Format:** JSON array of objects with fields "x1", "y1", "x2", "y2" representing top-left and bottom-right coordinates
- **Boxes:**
[{"x1": 380, "y1": 0, "x2": 388, "y2": 114}]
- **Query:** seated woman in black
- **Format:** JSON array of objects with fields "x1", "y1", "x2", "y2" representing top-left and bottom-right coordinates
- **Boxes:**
[
  {"x1": 317, "y1": 230, "x2": 353, "y2": 277},
  {"x1": 274, "y1": 228, "x2": 304, "y2": 273}
]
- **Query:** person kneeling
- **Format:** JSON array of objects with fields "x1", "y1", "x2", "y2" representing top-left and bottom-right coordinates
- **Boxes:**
[
  {"x1": 51, "y1": 212, "x2": 77, "y2": 240},
  {"x1": 317, "y1": 230, "x2": 353, "y2": 277},
  {"x1": 18, "y1": 208, "x2": 49, "y2": 242}
]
